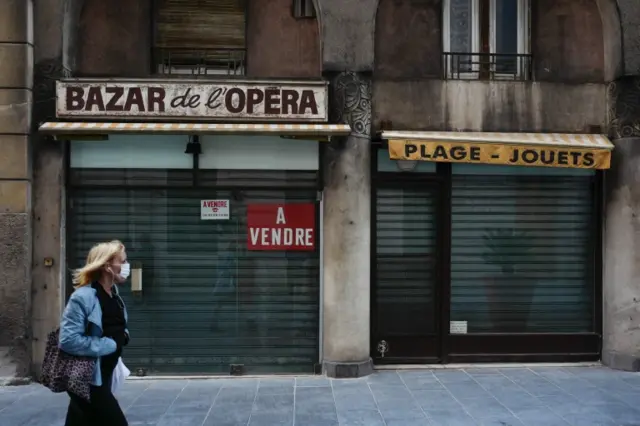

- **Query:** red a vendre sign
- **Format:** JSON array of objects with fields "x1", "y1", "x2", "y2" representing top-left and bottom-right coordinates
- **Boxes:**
[{"x1": 247, "y1": 204, "x2": 315, "y2": 251}]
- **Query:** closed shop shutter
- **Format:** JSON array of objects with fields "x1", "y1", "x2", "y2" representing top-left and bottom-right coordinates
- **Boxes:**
[
  {"x1": 374, "y1": 185, "x2": 438, "y2": 353},
  {"x1": 450, "y1": 166, "x2": 595, "y2": 333},
  {"x1": 68, "y1": 169, "x2": 319, "y2": 374},
  {"x1": 155, "y1": 0, "x2": 245, "y2": 50},
  {"x1": 155, "y1": 0, "x2": 246, "y2": 66}
]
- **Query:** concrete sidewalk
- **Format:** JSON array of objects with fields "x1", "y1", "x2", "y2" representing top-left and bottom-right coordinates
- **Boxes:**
[{"x1": 1, "y1": 366, "x2": 640, "y2": 425}]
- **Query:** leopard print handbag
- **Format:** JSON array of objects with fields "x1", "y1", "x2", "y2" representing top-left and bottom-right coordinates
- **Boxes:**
[{"x1": 40, "y1": 328, "x2": 96, "y2": 402}]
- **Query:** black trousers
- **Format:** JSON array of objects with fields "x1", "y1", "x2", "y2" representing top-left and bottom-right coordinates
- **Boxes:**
[{"x1": 64, "y1": 374, "x2": 128, "y2": 426}]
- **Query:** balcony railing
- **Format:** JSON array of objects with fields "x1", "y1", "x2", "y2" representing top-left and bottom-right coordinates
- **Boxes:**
[
  {"x1": 155, "y1": 48, "x2": 246, "y2": 76},
  {"x1": 443, "y1": 52, "x2": 533, "y2": 81}
]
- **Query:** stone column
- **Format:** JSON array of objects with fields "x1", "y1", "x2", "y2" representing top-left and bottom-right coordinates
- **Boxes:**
[
  {"x1": 0, "y1": 0, "x2": 33, "y2": 382},
  {"x1": 30, "y1": 0, "x2": 76, "y2": 376},
  {"x1": 322, "y1": 71, "x2": 373, "y2": 378},
  {"x1": 602, "y1": 76, "x2": 640, "y2": 371}
]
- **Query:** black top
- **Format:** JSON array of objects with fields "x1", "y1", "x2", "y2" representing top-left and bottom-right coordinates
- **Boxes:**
[{"x1": 92, "y1": 282, "x2": 127, "y2": 384}]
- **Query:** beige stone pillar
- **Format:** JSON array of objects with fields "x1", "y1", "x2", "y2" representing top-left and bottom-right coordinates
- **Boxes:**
[
  {"x1": 603, "y1": 76, "x2": 640, "y2": 371},
  {"x1": 603, "y1": 136, "x2": 640, "y2": 371},
  {"x1": 0, "y1": 0, "x2": 33, "y2": 381},
  {"x1": 322, "y1": 71, "x2": 373, "y2": 378},
  {"x1": 29, "y1": 0, "x2": 77, "y2": 376}
]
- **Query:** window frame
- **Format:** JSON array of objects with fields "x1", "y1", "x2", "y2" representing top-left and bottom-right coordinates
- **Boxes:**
[{"x1": 442, "y1": 0, "x2": 530, "y2": 80}]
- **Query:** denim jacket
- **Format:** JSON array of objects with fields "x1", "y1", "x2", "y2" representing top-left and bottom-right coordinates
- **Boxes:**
[{"x1": 58, "y1": 283, "x2": 129, "y2": 386}]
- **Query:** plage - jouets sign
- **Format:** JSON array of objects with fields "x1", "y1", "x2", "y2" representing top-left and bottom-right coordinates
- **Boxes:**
[{"x1": 388, "y1": 139, "x2": 611, "y2": 170}]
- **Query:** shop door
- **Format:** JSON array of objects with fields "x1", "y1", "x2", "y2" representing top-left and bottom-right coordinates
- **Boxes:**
[
  {"x1": 68, "y1": 173, "x2": 320, "y2": 375},
  {"x1": 372, "y1": 182, "x2": 442, "y2": 363}
]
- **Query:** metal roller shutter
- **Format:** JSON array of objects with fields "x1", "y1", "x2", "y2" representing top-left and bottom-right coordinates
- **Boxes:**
[
  {"x1": 154, "y1": 0, "x2": 246, "y2": 67},
  {"x1": 155, "y1": 0, "x2": 246, "y2": 50},
  {"x1": 374, "y1": 185, "x2": 438, "y2": 351},
  {"x1": 450, "y1": 171, "x2": 595, "y2": 333},
  {"x1": 68, "y1": 169, "x2": 319, "y2": 375}
]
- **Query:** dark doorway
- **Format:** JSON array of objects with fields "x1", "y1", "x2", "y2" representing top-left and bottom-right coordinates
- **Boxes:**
[{"x1": 371, "y1": 178, "x2": 444, "y2": 363}]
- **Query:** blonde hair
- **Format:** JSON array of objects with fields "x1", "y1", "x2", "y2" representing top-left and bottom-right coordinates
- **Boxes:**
[{"x1": 72, "y1": 240, "x2": 126, "y2": 288}]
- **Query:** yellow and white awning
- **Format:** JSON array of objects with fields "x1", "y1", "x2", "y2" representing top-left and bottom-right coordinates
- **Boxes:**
[
  {"x1": 39, "y1": 122, "x2": 351, "y2": 139},
  {"x1": 383, "y1": 131, "x2": 614, "y2": 170}
]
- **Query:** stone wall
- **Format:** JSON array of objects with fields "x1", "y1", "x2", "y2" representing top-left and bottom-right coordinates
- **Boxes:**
[
  {"x1": 246, "y1": 0, "x2": 321, "y2": 78},
  {"x1": 0, "y1": 0, "x2": 33, "y2": 379},
  {"x1": 375, "y1": 0, "x2": 441, "y2": 79},
  {"x1": 76, "y1": 0, "x2": 151, "y2": 77},
  {"x1": 534, "y1": 0, "x2": 605, "y2": 83},
  {"x1": 373, "y1": 80, "x2": 607, "y2": 132}
]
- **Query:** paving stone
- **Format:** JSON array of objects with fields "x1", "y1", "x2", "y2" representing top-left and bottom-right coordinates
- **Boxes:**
[{"x1": 0, "y1": 366, "x2": 639, "y2": 426}]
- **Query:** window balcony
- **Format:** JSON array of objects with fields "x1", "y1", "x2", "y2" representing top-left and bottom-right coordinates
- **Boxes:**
[
  {"x1": 443, "y1": 52, "x2": 533, "y2": 81},
  {"x1": 155, "y1": 48, "x2": 246, "y2": 77}
]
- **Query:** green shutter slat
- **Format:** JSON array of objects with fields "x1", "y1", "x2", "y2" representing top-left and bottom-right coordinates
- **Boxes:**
[
  {"x1": 69, "y1": 169, "x2": 318, "y2": 188},
  {"x1": 69, "y1": 170, "x2": 319, "y2": 375},
  {"x1": 450, "y1": 175, "x2": 595, "y2": 333}
]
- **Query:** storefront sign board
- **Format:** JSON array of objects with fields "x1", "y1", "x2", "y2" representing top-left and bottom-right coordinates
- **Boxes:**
[
  {"x1": 247, "y1": 204, "x2": 315, "y2": 251},
  {"x1": 56, "y1": 80, "x2": 328, "y2": 122},
  {"x1": 201, "y1": 199, "x2": 230, "y2": 220},
  {"x1": 388, "y1": 139, "x2": 611, "y2": 169}
]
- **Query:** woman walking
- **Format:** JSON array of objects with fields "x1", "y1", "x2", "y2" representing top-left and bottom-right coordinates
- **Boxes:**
[{"x1": 60, "y1": 240, "x2": 131, "y2": 426}]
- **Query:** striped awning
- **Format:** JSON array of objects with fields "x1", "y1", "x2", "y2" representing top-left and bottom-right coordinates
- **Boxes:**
[
  {"x1": 39, "y1": 122, "x2": 351, "y2": 138},
  {"x1": 383, "y1": 131, "x2": 614, "y2": 170}
]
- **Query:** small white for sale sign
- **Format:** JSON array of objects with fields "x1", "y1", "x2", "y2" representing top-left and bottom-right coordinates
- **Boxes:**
[{"x1": 201, "y1": 200, "x2": 230, "y2": 220}]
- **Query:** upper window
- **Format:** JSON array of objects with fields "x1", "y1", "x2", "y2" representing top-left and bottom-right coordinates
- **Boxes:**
[
  {"x1": 443, "y1": 0, "x2": 531, "y2": 80},
  {"x1": 293, "y1": 0, "x2": 316, "y2": 19},
  {"x1": 154, "y1": 0, "x2": 246, "y2": 76}
]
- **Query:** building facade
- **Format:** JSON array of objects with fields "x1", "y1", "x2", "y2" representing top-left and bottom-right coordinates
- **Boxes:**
[{"x1": 1, "y1": 0, "x2": 639, "y2": 379}]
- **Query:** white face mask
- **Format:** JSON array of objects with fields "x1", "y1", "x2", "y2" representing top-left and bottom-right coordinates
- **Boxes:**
[{"x1": 119, "y1": 263, "x2": 131, "y2": 280}]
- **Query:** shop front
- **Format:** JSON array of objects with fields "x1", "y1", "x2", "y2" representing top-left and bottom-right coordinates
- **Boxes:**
[
  {"x1": 40, "y1": 79, "x2": 350, "y2": 375},
  {"x1": 372, "y1": 131, "x2": 612, "y2": 364}
]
